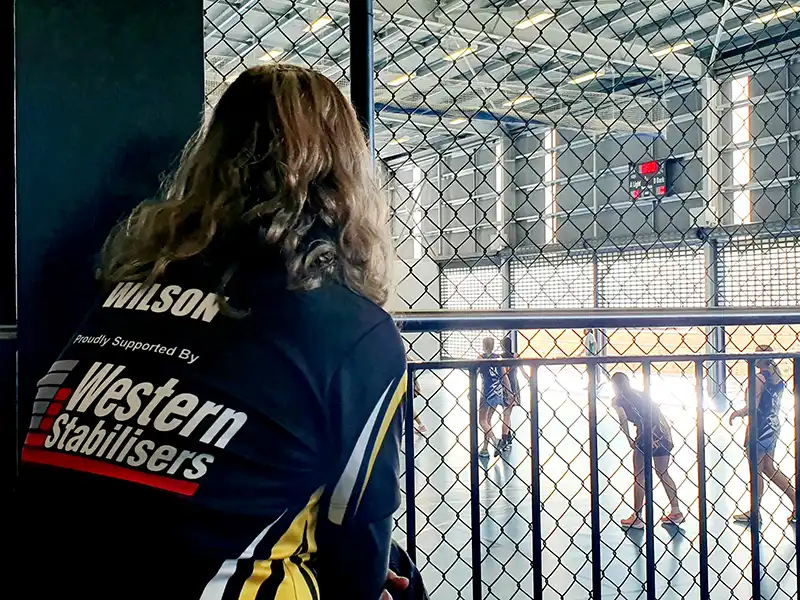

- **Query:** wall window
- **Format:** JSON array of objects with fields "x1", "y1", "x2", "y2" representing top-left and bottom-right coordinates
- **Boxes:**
[
  {"x1": 494, "y1": 140, "x2": 504, "y2": 226},
  {"x1": 411, "y1": 166, "x2": 424, "y2": 259},
  {"x1": 730, "y1": 75, "x2": 751, "y2": 224},
  {"x1": 544, "y1": 128, "x2": 558, "y2": 244}
]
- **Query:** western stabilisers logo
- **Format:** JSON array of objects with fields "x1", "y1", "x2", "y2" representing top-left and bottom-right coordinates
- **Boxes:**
[{"x1": 22, "y1": 359, "x2": 248, "y2": 496}]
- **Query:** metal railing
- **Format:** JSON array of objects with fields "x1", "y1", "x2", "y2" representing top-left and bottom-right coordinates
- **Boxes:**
[
  {"x1": 397, "y1": 313, "x2": 800, "y2": 600},
  {"x1": 395, "y1": 307, "x2": 800, "y2": 331}
]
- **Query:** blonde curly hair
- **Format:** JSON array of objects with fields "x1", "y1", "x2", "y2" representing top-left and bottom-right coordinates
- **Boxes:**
[{"x1": 100, "y1": 64, "x2": 392, "y2": 306}]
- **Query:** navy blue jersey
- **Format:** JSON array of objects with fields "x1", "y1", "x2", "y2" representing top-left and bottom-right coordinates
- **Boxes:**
[
  {"x1": 612, "y1": 389, "x2": 670, "y2": 445},
  {"x1": 17, "y1": 258, "x2": 406, "y2": 600},
  {"x1": 757, "y1": 371, "x2": 783, "y2": 434},
  {"x1": 479, "y1": 353, "x2": 503, "y2": 405},
  {"x1": 501, "y1": 351, "x2": 519, "y2": 397}
]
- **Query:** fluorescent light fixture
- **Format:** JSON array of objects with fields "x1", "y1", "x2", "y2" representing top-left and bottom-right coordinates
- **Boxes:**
[
  {"x1": 258, "y1": 49, "x2": 284, "y2": 62},
  {"x1": 515, "y1": 11, "x2": 554, "y2": 29},
  {"x1": 449, "y1": 117, "x2": 468, "y2": 125},
  {"x1": 503, "y1": 94, "x2": 534, "y2": 107},
  {"x1": 443, "y1": 47, "x2": 475, "y2": 61},
  {"x1": 570, "y1": 69, "x2": 604, "y2": 84},
  {"x1": 303, "y1": 15, "x2": 333, "y2": 33},
  {"x1": 650, "y1": 40, "x2": 693, "y2": 57},
  {"x1": 387, "y1": 73, "x2": 414, "y2": 87},
  {"x1": 388, "y1": 137, "x2": 409, "y2": 146},
  {"x1": 750, "y1": 5, "x2": 799, "y2": 23}
]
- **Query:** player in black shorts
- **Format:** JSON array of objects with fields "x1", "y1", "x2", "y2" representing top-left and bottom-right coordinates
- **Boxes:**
[
  {"x1": 498, "y1": 336, "x2": 519, "y2": 452},
  {"x1": 17, "y1": 64, "x2": 407, "y2": 600},
  {"x1": 611, "y1": 373, "x2": 684, "y2": 528}
]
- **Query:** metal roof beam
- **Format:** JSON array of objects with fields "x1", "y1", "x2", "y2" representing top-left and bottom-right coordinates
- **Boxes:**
[
  {"x1": 373, "y1": 0, "x2": 705, "y2": 79},
  {"x1": 579, "y1": 0, "x2": 660, "y2": 33},
  {"x1": 623, "y1": 2, "x2": 714, "y2": 41}
]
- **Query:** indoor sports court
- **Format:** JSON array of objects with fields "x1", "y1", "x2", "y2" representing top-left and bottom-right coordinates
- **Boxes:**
[
  {"x1": 202, "y1": 2, "x2": 800, "y2": 598},
  {"x1": 8, "y1": 1, "x2": 800, "y2": 600}
]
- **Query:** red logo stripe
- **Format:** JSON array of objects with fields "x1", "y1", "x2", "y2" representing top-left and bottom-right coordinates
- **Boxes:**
[
  {"x1": 25, "y1": 433, "x2": 48, "y2": 447},
  {"x1": 21, "y1": 448, "x2": 200, "y2": 496},
  {"x1": 45, "y1": 403, "x2": 63, "y2": 416},
  {"x1": 55, "y1": 388, "x2": 72, "y2": 401}
]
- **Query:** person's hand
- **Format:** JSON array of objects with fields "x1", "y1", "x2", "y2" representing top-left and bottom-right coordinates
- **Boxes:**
[
  {"x1": 379, "y1": 570, "x2": 410, "y2": 600},
  {"x1": 729, "y1": 409, "x2": 743, "y2": 425}
]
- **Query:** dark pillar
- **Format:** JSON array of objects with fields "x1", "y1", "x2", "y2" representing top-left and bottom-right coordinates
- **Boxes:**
[
  {"x1": 349, "y1": 0, "x2": 375, "y2": 158},
  {"x1": 14, "y1": 0, "x2": 203, "y2": 471},
  {"x1": 2, "y1": 0, "x2": 16, "y2": 494}
]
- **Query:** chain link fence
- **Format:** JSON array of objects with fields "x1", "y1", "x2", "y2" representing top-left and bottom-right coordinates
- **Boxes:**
[
  {"x1": 203, "y1": 1, "x2": 800, "y2": 598},
  {"x1": 401, "y1": 350, "x2": 798, "y2": 600},
  {"x1": 203, "y1": 0, "x2": 800, "y2": 359}
]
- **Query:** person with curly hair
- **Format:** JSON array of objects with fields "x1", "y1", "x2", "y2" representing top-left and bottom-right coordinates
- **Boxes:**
[{"x1": 18, "y1": 64, "x2": 407, "y2": 600}]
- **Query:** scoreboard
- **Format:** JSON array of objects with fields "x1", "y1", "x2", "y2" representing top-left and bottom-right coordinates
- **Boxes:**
[{"x1": 629, "y1": 160, "x2": 669, "y2": 200}]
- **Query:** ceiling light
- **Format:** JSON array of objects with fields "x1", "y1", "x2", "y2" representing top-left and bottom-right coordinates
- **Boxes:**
[
  {"x1": 443, "y1": 47, "x2": 475, "y2": 61},
  {"x1": 387, "y1": 73, "x2": 414, "y2": 87},
  {"x1": 570, "y1": 69, "x2": 605, "y2": 84},
  {"x1": 388, "y1": 137, "x2": 409, "y2": 146},
  {"x1": 449, "y1": 117, "x2": 468, "y2": 125},
  {"x1": 258, "y1": 48, "x2": 284, "y2": 62},
  {"x1": 515, "y1": 11, "x2": 554, "y2": 30},
  {"x1": 650, "y1": 40, "x2": 693, "y2": 57},
  {"x1": 303, "y1": 15, "x2": 333, "y2": 33},
  {"x1": 503, "y1": 94, "x2": 534, "y2": 107},
  {"x1": 750, "y1": 5, "x2": 799, "y2": 23}
]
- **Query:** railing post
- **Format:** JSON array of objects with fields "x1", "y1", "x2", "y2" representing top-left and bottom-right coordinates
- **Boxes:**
[
  {"x1": 468, "y1": 367, "x2": 482, "y2": 600},
  {"x1": 794, "y1": 358, "x2": 799, "y2": 593},
  {"x1": 747, "y1": 360, "x2": 761, "y2": 599},
  {"x1": 695, "y1": 360, "x2": 710, "y2": 600},
  {"x1": 404, "y1": 366, "x2": 417, "y2": 562},
  {"x1": 349, "y1": 0, "x2": 374, "y2": 159},
  {"x1": 641, "y1": 362, "x2": 656, "y2": 600},
  {"x1": 529, "y1": 364, "x2": 543, "y2": 600},
  {"x1": 587, "y1": 360, "x2": 602, "y2": 600}
]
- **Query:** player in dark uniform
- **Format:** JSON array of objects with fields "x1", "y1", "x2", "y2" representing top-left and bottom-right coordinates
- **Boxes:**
[
  {"x1": 498, "y1": 336, "x2": 519, "y2": 452},
  {"x1": 611, "y1": 373, "x2": 684, "y2": 529},
  {"x1": 17, "y1": 64, "x2": 407, "y2": 600},
  {"x1": 478, "y1": 337, "x2": 510, "y2": 458},
  {"x1": 729, "y1": 347, "x2": 797, "y2": 523}
]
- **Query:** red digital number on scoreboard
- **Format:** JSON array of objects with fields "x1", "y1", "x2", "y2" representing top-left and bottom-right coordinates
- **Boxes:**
[{"x1": 639, "y1": 160, "x2": 659, "y2": 175}]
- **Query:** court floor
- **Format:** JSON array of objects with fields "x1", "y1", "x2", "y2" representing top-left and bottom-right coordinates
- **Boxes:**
[{"x1": 396, "y1": 367, "x2": 799, "y2": 600}]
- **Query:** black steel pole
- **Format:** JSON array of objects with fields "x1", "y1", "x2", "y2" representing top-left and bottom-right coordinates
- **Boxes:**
[
  {"x1": 588, "y1": 363, "x2": 603, "y2": 600},
  {"x1": 794, "y1": 359, "x2": 799, "y2": 595},
  {"x1": 349, "y1": 0, "x2": 375, "y2": 160},
  {"x1": 747, "y1": 360, "x2": 761, "y2": 599},
  {"x1": 529, "y1": 365, "x2": 543, "y2": 600},
  {"x1": 468, "y1": 367, "x2": 483, "y2": 600},
  {"x1": 404, "y1": 367, "x2": 417, "y2": 562},
  {"x1": 695, "y1": 361, "x2": 710, "y2": 600},
  {"x1": 642, "y1": 362, "x2": 656, "y2": 600}
]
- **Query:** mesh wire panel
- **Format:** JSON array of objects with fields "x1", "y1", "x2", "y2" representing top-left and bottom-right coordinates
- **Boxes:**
[
  {"x1": 440, "y1": 264, "x2": 504, "y2": 358},
  {"x1": 719, "y1": 236, "x2": 800, "y2": 307},
  {"x1": 597, "y1": 245, "x2": 706, "y2": 308},
  {"x1": 203, "y1": 2, "x2": 800, "y2": 599},
  {"x1": 511, "y1": 252, "x2": 594, "y2": 309}
]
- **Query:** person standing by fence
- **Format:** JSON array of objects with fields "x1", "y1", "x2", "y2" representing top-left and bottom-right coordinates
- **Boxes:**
[
  {"x1": 498, "y1": 336, "x2": 520, "y2": 453},
  {"x1": 729, "y1": 346, "x2": 797, "y2": 523},
  {"x1": 611, "y1": 373, "x2": 685, "y2": 528},
  {"x1": 478, "y1": 337, "x2": 510, "y2": 458}
]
